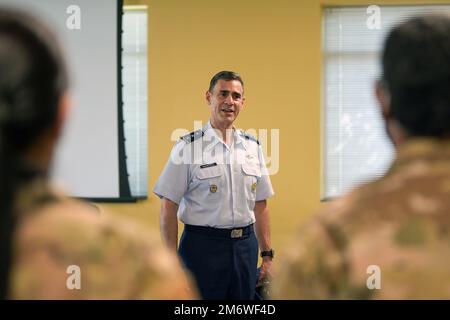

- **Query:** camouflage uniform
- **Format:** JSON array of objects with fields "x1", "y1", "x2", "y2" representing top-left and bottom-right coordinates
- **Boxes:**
[
  {"x1": 9, "y1": 178, "x2": 198, "y2": 299},
  {"x1": 273, "y1": 138, "x2": 450, "y2": 299}
]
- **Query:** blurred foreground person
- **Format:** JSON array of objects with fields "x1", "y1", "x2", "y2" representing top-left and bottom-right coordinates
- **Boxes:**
[
  {"x1": 274, "y1": 14, "x2": 450, "y2": 299},
  {"x1": 0, "y1": 9, "x2": 197, "y2": 299}
]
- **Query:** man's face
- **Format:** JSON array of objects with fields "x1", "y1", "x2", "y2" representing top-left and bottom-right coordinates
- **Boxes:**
[{"x1": 206, "y1": 79, "x2": 245, "y2": 128}]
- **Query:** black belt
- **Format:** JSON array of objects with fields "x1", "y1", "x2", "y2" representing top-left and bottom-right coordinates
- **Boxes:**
[{"x1": 184, "y1": 224, "x2": 254, "y2": 239}]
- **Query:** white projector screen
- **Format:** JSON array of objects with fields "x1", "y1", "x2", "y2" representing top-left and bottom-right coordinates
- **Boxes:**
[{"x1": 1, "y1": 0, "x2": 133, "y2": 200}]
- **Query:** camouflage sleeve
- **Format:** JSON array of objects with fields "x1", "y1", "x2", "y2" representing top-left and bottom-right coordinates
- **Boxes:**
[
  {"x1": 133, "y1": 243, "x2": 199, "y2": 299},
  {"x1": 96, "y1": 212, "x2": 200, "y2": 300},
  {"x1": 271, "y1": 218, "x2": 349, "y2": 299},
  {"x1": 11, "y1": 200, "x2": 199, "y2": 299}
]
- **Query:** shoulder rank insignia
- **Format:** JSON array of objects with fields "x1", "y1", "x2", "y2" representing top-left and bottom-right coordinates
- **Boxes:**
[
  {"x1": 239, "y1": 130, "x2": 260, "y2": 145},
  {"x1": 180, "y1": 129, "x2": 204, "y2": 143}
]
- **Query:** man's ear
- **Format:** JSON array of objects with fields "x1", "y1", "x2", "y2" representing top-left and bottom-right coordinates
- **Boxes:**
[
  {"x1": 375, "y1": 80, "x2": 391, "y2": 120},
  {"x1": 205, "y1": 90, "x2": 212, "y2": 105}
]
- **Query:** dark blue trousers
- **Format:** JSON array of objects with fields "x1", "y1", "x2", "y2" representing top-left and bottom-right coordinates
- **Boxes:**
[{"x1": 178, "y1": 224, "x2": 258, "y2": 300}]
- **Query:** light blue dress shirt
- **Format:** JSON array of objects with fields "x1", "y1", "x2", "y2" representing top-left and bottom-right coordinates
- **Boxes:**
[{"x1": 154, "y1": 121, "x2": 274, "y2": 228}]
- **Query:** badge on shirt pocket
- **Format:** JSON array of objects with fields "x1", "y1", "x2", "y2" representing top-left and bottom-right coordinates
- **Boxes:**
[
  {"x1": 197, "y1": 164, "x2": 223, "y2": 194},
  {"x1": 242, "y1": 163, "x2": 261, "y2": 196}
]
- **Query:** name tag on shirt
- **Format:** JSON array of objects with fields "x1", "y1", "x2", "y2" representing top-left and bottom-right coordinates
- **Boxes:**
[{"x1": 200, "y1": 162, "x2": 217, "y2": 169}]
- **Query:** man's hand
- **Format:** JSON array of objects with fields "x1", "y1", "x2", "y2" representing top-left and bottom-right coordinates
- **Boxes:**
[{"x1": 257, "y1": 257, "x2": 274, "y2": 286}]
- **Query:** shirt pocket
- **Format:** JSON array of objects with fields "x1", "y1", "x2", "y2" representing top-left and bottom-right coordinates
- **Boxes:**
[
  {"x1": 242, "y1": 163, "x2": 261, "y2": 203},
  {"x1": 195, "y1": 165, "x2": 223, "y2": 196},
  {"x1": 242, "y1": 163, "x2": 261, "y2": 178}
]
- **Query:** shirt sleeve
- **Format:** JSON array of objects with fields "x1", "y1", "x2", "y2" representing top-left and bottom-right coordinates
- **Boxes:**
[
  {"x1": 255, "y1": 144, "x2": 274, "y2": 201},
  {"x1": 153, "y1": 141, "x2": 190, "y2": 204}
]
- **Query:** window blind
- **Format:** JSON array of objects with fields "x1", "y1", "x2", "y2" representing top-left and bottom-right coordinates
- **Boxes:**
[
  {"x1": 122, "y1": 7, "x2": 148, "y2": 198},
  {"x1": 322, "y1": 5, "x2": 450, "y2": 199}
]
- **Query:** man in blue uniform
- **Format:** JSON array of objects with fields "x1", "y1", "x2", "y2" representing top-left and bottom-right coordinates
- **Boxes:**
[{"x1": 154, "y1": 71, "x2": 274, "y2": 299}]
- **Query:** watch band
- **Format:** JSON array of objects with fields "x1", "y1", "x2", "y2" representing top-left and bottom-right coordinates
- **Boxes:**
[{"x1": 260, "y1": 249, "x2": 274, "y2": 259}]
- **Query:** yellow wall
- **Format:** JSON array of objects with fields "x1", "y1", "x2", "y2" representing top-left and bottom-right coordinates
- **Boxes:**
[{"x1": 105, "y1": 0, "x2": 449, "y2": 251}]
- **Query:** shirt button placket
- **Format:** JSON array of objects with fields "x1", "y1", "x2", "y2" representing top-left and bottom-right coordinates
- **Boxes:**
[{"x1": 229, "y1": 148, "x2": 236, "y2": 226}]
